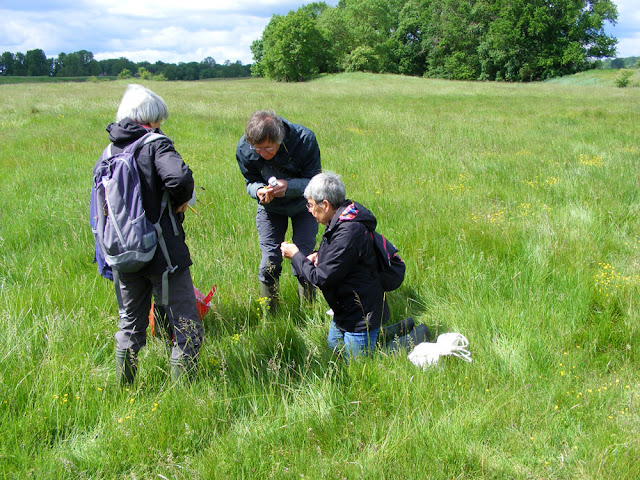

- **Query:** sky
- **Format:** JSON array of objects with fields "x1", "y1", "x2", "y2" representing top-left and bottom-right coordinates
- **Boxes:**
[{"x1": 0, "y1": 0, "x2": 638, "y2": 66}]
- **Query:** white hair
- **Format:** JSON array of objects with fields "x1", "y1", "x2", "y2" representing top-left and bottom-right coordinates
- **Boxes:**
[
  {"x1": 115, "y1": 84, "x2": 169, "y2": 125},
  {"x1": 304, "y1": 172, "x2": 346, "y2": 208}
]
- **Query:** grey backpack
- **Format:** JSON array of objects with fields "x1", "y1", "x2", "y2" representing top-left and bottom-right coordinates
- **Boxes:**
[{"x1": 91, "y1": 132, "x2": 177, "y2": 304}]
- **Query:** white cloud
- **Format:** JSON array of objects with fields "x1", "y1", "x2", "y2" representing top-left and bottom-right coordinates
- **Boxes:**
[
  {"x1": 0, "y1": 2, "x2": 295, "y2": 63},
  {"x1": 89, "y1": 15, "x2": 268, "y2": 63},
  {"x1": 0, "y1": 0, "x2": 341, "y2": 63},
  {"x1": 0, "y1": 6, "x2": 272, "y2": 63},
  {"x1": 84, "y1": 0, "x2": 312, "y2": 17},
  {"x1": 615, "y1": 34, "x2": 640, "y2": 58},
  {"x1": 1, "y1": 0, "x2": 636, "y2": 64},
  {"x1": 607, "y1": 0, "x2": 640, "y2": 56},
  {"x1": 0, "y1": 12, "x2": 61, "y2": 54}
]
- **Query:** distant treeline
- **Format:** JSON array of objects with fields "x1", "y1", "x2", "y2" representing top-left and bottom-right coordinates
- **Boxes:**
[
  {"x1": 0, "y1": 50, "x2": 251, "y2": 80},
  {"x1": 251, "y1": 0, "x2": 620, "y2": 82},
  {"x1": 600, "y1": 57, "x2": 640, "y2": 69}
]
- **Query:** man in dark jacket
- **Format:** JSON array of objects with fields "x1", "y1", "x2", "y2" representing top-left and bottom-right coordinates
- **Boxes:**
[
  {"x1": 281, "y1": 172, "x2": 388, "y2": 360},
  {"x1": 97, "y1": 84, "x2": 203, "y2": 383},
  {"x1": 236, "y1": 110, "x2": 321, "y2": 310}
]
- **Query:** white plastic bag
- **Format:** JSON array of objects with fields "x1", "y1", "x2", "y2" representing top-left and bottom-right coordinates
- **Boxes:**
[{"x1": 408, "y1": 333, "x2": 472, "y2": 370}]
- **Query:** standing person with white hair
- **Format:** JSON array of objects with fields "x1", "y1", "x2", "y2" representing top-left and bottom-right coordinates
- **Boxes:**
[
  {"x1": 281, "y1": 172, "x2": 389, "y2": 360},
  {"x1": 236, "y1": 110, "x2": 321, "y2": 311},
  {"x1": 96, "y1": 84, "x2": 203, "y2": 383}
]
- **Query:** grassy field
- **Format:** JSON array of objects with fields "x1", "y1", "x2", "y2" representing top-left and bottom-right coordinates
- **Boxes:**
[
  {"x1": 0, "y1": 75, "x2": 118, "y2": 85},
  {"x1": 544, "y1": 68, "x2": 640, "y2": 87},
  {"x1": 0, "y1": 72, "x2": 639, "y2": 479}
]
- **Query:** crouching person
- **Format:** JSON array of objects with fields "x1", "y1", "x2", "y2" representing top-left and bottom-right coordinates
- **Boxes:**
[
  {"x1": 280, "y1": 172, "x2": 388, "y2": 360},
  {"x1": 97, "y1": 84, "x2": 204, "y2": 383}
]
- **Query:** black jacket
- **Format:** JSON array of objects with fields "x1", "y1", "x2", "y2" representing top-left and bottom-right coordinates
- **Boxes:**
[
  {"x1": 100, "y1": 118, "x2": 194, "y2": 275},
  {"x1": 291, "y1": 201, "x2": 388, "y2": 333},
  {"x1": 236, "y1": 118, "x2": 321, "y2": 216}
]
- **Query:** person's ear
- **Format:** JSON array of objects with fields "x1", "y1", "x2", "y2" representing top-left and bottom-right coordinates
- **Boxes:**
[{"x1": 322, "y1": 199, "x2": 330, "y2": 210}]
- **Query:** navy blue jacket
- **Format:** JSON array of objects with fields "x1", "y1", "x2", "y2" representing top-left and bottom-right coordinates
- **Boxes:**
[
  {"x1": 291, "y1": 201, "x2": 389, "y2": 333},
  {"x1": 236, "y1": 118, "x2": 321, "y2": 216},
  {"x1": 100, "y1": 118, "x2": 194, "y2": 275}
]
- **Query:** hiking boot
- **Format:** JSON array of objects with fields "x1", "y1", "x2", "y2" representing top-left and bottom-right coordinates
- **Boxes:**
[
  {"x1": 115, "y1": 348, "x2": 137, "y2": 385},
  {"x1": 259, "y1": 281, "x2": 279, "y2": 313},
  {"x1": 384, "y1": 324, "x2": 431, "y2": 353},
  {"x1": 170, "y1": 357, "x2": 197, "y2": 381},
  {"x1": 380, "y1": 317, "x2": 415, "y2": 343},
  {"x1": 297, "y1": 280, "x2": 316, "y2": 307}
]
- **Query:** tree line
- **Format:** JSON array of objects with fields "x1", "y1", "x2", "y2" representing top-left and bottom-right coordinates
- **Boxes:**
[
  {"x1": 0, "y1": 49, "x2": 250, "y2": 80},
  {"x1": 251, "y1": 0, "x2": 619, "y2": 82},
  {"x1": 601, "y1": 56, "x2": 640, "y2": 69}
]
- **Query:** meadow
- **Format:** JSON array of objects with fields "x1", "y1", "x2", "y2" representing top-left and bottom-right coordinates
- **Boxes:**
[{"x1": 0, "y1": 72, "x2": 639, "y2": 479}]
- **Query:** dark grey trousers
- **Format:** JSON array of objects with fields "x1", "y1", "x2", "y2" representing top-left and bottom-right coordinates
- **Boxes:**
[
  {"x1": 256, "y1": 207, "x2": 318, "y2": 285},
  {"x1": 115, "y1": 267, "x2": 204, "y2": 362}
]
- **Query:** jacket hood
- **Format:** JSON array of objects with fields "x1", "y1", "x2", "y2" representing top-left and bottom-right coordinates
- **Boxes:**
[
  {"x1": 330, "y1": 200, "x2": 377, "y2": 232},
  {"x1": 107, "y1": 118, "x2": 155, "y2": 145}
]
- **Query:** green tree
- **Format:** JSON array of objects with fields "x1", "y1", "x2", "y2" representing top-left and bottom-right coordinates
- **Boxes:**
[
  {"x1": 53, "y1": 52, "x2": 66, "y2": 76},
  {"x1": 393, "y1": 0, "x2": 428, "y2": 76},
  {"x1": 260, "y1": 9, "x2": 331, "y2": 81},
  {"x1": 117, "y1": 68, "x2": 132, "y2": 79},
  {"x1": 54, "y1": 50, "x2": 97, "y2": 76},
  {"x1": 175, "y1": 62, "x2": 199, "y2": 80},
  {"x1": 99, "y1": 57, "x2": 137, "y2": 76},
  {"x1": 161, "y1": 64, "x2": 178, "y2": 80},
  {"x1": 13, "y1": 52, "x2": 27, "y2": 76},
  {"x1": 200, "y1": 56, "x2": 218, "y2": 79},
  {"x1": 250, "y1": 38, "x2": 265, "y2": 77},
  {"x1": 333, "y1": 0, "x2": 402, "y2": 73},
  {"x1": 420, "y1": 0, "x2": 491, "y2": 80},
  {"x1": 343, "y1": 45, "x2": 379, "y2": 72},
  {"x1": 137, "y1": 67, "x2": 153, "y2": 80},
  {"x1": 24, "y1": 49, "x2": 51, "y2": 76},
  {"x1": 614, "y1": 68, "x2": 633, "y2": 87},
  {"x1": 478, "y1": 0, "x2": 618, "y2": 81},
  {"x1": 0, "y1": 51, "x2": 14, "y2": 75}
]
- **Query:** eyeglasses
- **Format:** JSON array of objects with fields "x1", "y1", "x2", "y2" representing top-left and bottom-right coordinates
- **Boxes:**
[
  {"x1": 250, "y1": 145, "x2": 279, "y2": 154},
  {"x1": 306, "y1": 201, "x2": 317, "y2": 211}
]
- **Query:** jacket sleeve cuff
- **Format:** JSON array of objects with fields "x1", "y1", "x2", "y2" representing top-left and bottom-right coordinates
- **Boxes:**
[{"x1": 247, "y1": 182, "x2": 265, "y2": 199}]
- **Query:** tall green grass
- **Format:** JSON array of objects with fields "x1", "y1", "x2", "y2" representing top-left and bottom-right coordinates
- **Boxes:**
[{"x1": 1, "y1": 73, "x2": 639, "y2": 478}]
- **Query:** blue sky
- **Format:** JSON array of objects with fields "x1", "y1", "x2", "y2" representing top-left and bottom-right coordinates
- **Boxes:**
[
  {"x1": 605, "y1": 0, "x2": 640, "y2": 58},
  {"x1": 0, "y1": 0, "x2": 637, "y2": 65}
]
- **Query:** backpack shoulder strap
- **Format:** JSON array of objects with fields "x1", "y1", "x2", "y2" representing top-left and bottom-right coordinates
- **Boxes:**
[
  {"x1": 107, "y1": 132, "x2": 169, "y2": 157},
  {"x1": 141, "y1": 132, "x2": 168, "y2": 145}
]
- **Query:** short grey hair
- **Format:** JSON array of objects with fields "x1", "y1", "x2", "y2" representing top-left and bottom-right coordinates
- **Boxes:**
[
  {"x1": 245, "y1": 110, "x2": 285, "y2": 145},
  {"x1": 304, "y1": 172, "x2": 346, "y2": 208},
  {"x1": 115, "y1": 84, "x2": 169, "y2": 125}
]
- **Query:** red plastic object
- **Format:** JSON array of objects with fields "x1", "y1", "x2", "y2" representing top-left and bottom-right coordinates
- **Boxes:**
[
  {"x1": 149, "y1": 285, "x2": 216, "y2": 336},
  {"x1": 194, "y1": 285, "x2": 216, "y2": 319}
]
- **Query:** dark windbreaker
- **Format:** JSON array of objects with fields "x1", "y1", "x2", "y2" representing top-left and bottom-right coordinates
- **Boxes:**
[
  {"x1": 235, "y1": 117, "x2": 321, "y2": 216},
  {"x1": 291, "y1": 200, "x2": 389, "y2": 333},
  {"x1": 98, "y1": 118, "x2": 194, "y2": 275}
]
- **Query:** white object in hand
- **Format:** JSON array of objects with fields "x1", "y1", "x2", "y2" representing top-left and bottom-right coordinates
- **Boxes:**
[{"x1": 268, "y1": 176, "x2": 278, "y2": 187}]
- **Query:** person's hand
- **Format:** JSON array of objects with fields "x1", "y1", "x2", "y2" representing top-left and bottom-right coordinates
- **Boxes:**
[
  {"x1": 257, "y1": 187, "x2": 274, "y2": 204},
  {"x1": 271, "y1": 179, "x2": 288, "y2": 198},
  {"x1": 281, "y1": 241, "x2": 299, "y2": 259},
  {"x1": 175, "y1": 202, "x2": 189, "y2": 213},
  {"x1": 307, "y1": 251, "x2": 318, "y2": 266}
]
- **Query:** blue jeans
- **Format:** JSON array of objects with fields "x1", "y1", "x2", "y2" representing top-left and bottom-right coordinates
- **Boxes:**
[{"x1": 328, "y1": 321, "x2": 380, "y2": 361}]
